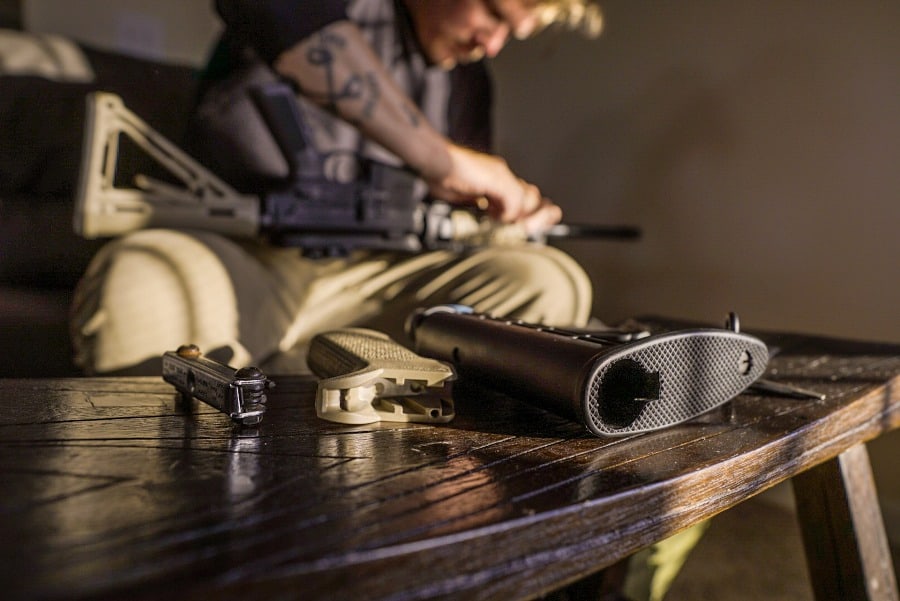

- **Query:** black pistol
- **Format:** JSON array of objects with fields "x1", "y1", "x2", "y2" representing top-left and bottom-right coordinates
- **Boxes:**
[{"x1": 406, "y1": 305, "x2": 768, "y2": 436}]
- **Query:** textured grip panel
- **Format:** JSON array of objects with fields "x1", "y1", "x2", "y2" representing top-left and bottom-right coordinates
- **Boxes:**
[
  {"x1": 586, "y1": 331, "x2": 768, "y2": 435},
  {"x1": 309, "y1": 328, "x2": 452, "y2": 385},
  {"x1": 309, "y1": 328, "x2": 455, "y2": 425}
]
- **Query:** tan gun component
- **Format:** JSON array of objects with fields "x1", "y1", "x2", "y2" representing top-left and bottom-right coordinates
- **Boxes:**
[{"x1": 308, "y1": 328, "x2": 455, "y2": 425}]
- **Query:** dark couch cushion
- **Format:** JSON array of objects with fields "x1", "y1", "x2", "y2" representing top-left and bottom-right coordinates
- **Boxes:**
[
  {"x1": 0, "y1": 44, "x2": 199, "y2": 197},
  {"x1": 0, "y1": 41, "x2": 201, "y2": 288},
  {"x1": 0, "y1": 193, "x2": 104, "y2": 287},
  {"x1": 0, "y1": 76, "x2": 94, "y2": 196}
]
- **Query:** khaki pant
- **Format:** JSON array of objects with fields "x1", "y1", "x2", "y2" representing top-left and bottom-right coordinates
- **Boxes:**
[{"x1": 71, "y1": 230, "x2": 593, "y2": 374}]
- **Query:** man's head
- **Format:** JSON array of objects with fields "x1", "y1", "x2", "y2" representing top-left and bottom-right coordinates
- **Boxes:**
[{"x1": 403, "y1": 0, "x2": 602, "y2": 69}]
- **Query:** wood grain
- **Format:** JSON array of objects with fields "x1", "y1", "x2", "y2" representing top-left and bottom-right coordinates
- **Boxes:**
[
  {"x1": 1, "y1": 331, "x2": 898, "y2": 600},
  {"x1": 794, "y1": 444, "x2": 899, "y2": 601}
]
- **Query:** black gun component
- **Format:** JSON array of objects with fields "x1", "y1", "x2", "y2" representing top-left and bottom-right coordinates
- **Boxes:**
[
  {"x1": 162, "y1": 344, "x2": 270, "y2": 426},
  {"x1": 250, "y1": 84, "x2": 425, "y2": 255},
  {"x1": 407, "y1": 305, "x2": 769, "y2": 436}
]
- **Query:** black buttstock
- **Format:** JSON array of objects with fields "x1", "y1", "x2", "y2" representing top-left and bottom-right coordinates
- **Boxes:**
[{"x1": 408, "y1": 306, "x2": 769, "y2": 436}]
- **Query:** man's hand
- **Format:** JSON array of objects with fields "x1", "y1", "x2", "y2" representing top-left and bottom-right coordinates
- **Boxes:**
[{"x1": 427, "y1": 144, "x2": 562, "y2": 235}]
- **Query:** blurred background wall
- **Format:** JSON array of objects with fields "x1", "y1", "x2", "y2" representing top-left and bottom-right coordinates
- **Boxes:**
[
  {"x1": 18, "y1": 0, "x2": 900, "y2": 543},
  {"x1": 490, "y1": 0, "x2": 900, "y2": 551},
  {"x1": 493, "y1": 0, "x2": 899, "y2": 345},
  {"x1": 23, "y1": 0, "x2": 219, "y2": 65}
]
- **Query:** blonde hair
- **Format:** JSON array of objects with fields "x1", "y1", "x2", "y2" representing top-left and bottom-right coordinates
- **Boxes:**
[{"x1": 533, "y1": 1, "x2": 603, "y2": 38}]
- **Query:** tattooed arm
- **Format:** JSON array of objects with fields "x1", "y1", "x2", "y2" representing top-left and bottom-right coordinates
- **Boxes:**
[
  {"x1": 214, "y1": 0, "x2": 560, "y2": 230},
  {"x1": 274, "y1": 21, "x2": 560, "y2": 231},
  {"x1": 274, "y1": 22, "x2": 451, "y2": 183}
]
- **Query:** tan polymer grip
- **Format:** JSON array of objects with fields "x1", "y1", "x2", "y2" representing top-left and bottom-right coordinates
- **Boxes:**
[{"x1": 308, "y1": 328, "x2": 455, "y2": 425}]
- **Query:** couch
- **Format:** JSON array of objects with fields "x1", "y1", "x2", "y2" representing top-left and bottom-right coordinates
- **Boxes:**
[{"x1": 0, "y1": 29, "x2": 199, "y2": 376}]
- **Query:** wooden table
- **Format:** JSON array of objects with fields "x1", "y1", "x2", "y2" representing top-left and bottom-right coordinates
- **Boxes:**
[{"x1": 2, "y1": 328, "x2": 899, "y2": 600}]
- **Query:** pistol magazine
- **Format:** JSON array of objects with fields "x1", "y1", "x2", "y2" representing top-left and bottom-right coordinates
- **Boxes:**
[{"x1": 162, "y1": 345, "x2": 270, "y2": 426}]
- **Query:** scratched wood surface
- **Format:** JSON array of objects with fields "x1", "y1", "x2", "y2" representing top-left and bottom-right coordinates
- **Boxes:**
[{"x1": 1, "y1": 331, "x2": 899, "y2": 601}]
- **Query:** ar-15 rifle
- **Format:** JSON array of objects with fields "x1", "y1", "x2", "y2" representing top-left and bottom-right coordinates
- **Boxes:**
[{"x1": 74, "y1": 83, "x2": 640, "y2": 256}]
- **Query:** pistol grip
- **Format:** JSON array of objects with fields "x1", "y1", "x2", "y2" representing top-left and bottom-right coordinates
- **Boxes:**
[{"x1": 308, "y1": 328, "x2": 455, "y2": 425}]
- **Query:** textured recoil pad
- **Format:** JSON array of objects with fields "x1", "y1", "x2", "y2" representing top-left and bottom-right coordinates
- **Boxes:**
[
  {"x1": 409, "y1": 306, "x2": 769, "y2": 436},
  {"x1": 308, "y1": 328, "x2": 455, "y2": 425}
]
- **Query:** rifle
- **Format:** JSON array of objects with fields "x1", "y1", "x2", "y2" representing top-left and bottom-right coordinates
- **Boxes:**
[{"x1": 74, "y1": 83, "x2": 639, "y2": 256}]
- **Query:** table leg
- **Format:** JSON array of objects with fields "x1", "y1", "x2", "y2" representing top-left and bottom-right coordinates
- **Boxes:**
[{"x1": 792, "y1": 443, "x2": 899, "y2": 601}]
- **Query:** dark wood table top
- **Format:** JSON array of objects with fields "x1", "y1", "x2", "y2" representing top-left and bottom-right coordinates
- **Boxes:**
[{"x1": 2, "y1": 329, "x2": 899, "y2": 600}]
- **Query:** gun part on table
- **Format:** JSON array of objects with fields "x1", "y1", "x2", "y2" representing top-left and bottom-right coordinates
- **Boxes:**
[
  {"x1": 162, "y1": 344, "x2": 270, "y2": 426},
  {"x1": 73, "y1": 86, "x2": 640, "y2": 257},
  {"x1": 407, "y1": 305, "x2": 770, "y2": 437},
  {"x1": 308, "y1": 328, "x2": 455, "y2": 425}
]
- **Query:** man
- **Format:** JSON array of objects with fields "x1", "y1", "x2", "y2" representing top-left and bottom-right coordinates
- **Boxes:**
[
  {"x1": 70, "y1": 2, "x2": 701, "y2": 599},
  {"x1": 72, "y1": 0, "x2": 599, "y2": 374}
]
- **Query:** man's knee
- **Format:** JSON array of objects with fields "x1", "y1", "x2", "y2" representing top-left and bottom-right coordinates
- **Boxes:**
[
  {"x1": 439, "y1": 245, "x2": 593, "y2": 326},
  {"x1": 71, "y1": 230, "x2": 246, "y2": 374}
]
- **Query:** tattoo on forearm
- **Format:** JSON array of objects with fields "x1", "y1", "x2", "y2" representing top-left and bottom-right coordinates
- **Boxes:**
[
  {"x1": 305, "y1": 31, "x2": 343, "y2": 113},
  {"x1": 302, "y1": 29, "x2": 419, "y2": 127},
  {"x1": 304, "y1": 31, "x2": 381, "y2": 120},
  {"x1": 361, "y1": 72, "x2": 379, "y2": 119},
  {"x1": 402, "y1": 102, "x2": 420, "y2": 128}
]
